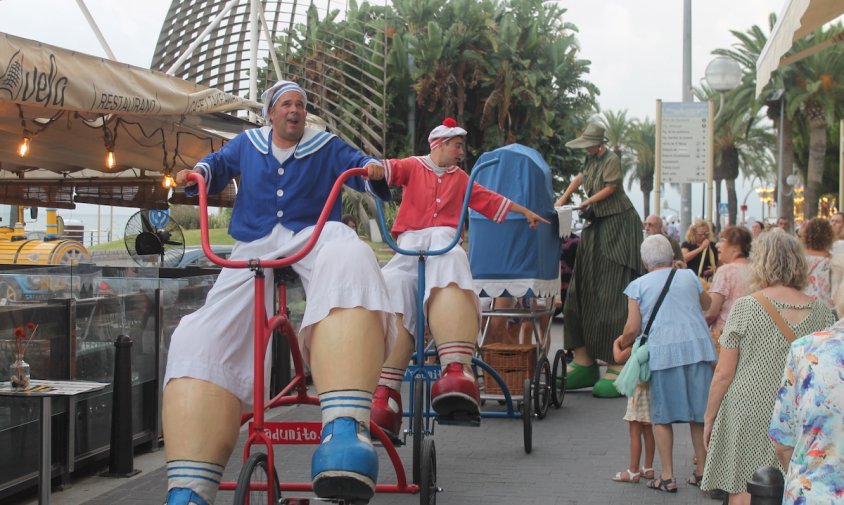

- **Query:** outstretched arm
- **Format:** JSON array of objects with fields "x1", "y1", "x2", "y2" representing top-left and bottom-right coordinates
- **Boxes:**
[{"x1": 509, "y1": 202, "x2": 550, "y2": 229}]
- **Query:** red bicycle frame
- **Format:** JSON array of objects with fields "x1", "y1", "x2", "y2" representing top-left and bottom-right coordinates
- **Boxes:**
[{"x1": 187, "y1": 169, "x2": 418, "y2": 498}]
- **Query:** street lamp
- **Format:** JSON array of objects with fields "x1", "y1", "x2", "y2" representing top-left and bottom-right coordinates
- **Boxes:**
[
  {"x1": 704, "y1": 56, "x2": 742, "y2": 117},
  {"x1": 704, "y1": 56, "x2": 742, "y2": 227}
]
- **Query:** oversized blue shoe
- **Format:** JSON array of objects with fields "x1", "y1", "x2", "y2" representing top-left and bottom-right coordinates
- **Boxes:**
[
  {"x1": 311, "y1": 417, "x2": 378, "y2": 502},
  {"x1": 165, "y1": 488, "x2": 210, "y2": 505}
]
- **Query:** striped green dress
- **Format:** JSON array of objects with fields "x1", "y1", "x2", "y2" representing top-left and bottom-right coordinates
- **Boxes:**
[{"x1": 563, "y1": 149, "x2": 644, "y2": 363}]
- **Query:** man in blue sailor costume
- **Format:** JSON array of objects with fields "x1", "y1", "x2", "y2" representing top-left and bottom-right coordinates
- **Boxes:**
[{"x1": 163, "y1": 80, "x2": 397, "y2": 505}]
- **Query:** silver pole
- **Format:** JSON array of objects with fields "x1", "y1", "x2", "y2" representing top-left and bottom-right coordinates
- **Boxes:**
[
  {"x1": 249, "y1": 0, "x2": 260, "y2": 123},
  {"x1": 776, "y1": 94, "x2": 785, "y2": 216},
  {"x1": 681, "y1": 0, "x2": 693, "y2": 233},
  {"x1": 75, "y1": 0, "x2": 116, "y2": 60}
]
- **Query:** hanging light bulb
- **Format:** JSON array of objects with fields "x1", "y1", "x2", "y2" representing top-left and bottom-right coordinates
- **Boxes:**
[
  {"x1": 17, "y1": 136, "x2": 31, "y2": 157},
  {"x1": 105, "y1": 149, "x2": 116, "y2": 169},
  {"x1": 162, "y1": 172, "x2": 175, "y2": 188}
]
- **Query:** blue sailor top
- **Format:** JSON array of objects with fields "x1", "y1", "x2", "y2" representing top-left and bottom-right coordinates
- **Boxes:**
[{"x1": 190, "y1": 126, "x2": 390, "y2": 242}]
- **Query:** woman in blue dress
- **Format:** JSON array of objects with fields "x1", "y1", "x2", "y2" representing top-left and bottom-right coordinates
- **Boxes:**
[{"x1": 616, "y1": 234, "x2": 717, "y2": 492}]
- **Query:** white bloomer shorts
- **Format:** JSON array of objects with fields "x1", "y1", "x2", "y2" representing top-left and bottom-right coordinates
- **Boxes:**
[
  {"x1": 164, "y1": 222, "x2": 396, "y2": 406},
  {"x1": 380, "y1": 227, "x2": 481, "y2": 339}
]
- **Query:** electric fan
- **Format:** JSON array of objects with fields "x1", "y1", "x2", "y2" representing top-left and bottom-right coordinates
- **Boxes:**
[{"x1": 123, "y1": 210, "x2": 185, "y2": 267}]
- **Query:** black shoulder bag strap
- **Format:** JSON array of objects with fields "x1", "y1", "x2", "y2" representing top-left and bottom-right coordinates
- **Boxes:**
[{"x1": 640, "y1": 268, "x2": 677, "y2": 345}]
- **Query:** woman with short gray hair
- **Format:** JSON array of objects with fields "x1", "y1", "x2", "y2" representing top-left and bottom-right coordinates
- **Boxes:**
[
  {"x1": 616, "y1": 234, "x2": 717, "y2": 492},
  {"x1": 701, "y1": 229, "x2": 834, "y2": 505}
]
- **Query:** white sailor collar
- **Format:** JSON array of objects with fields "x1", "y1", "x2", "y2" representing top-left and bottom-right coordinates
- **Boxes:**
[
  {"x1": 244, "y1": 126, "x2": 336, "y2": 158},
  {"x1": 418, "y1": 155, "x2": 460, "y2": 173}
]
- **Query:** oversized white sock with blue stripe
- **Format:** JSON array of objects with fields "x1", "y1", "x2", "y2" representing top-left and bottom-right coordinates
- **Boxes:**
[
  {"x1": 166, "y1": 460, "x2": 224, "y2": 504},
  {"x1": 319, "y1": 389, "x2": 373, "y2": 427}
]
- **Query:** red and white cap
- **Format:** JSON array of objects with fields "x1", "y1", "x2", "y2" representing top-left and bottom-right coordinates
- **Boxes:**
[{"x1": 428, "y1": 117, "x2": 467, "y2": 151}]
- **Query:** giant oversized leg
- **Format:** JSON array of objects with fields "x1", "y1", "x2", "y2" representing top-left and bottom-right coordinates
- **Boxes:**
[
  {"x1": 427, "y1": 284, "x2": 481, "y2": 417},
  {"x1": 309, "y1": 307, "x2": 385, "y2": 501}
]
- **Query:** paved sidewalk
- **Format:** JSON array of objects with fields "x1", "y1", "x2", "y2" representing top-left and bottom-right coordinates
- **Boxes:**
[{"x1": 14, "y1": 321, "x2": 719, "y2": 505}]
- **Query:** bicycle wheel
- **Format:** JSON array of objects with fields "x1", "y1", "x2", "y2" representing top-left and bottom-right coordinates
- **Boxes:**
[
  {"x1": 550, "y1": 349, "x2": 567, "y2": 408},
  {"x1": 412, "y1": 374, "x2": 425, "y2": 485},
  {"x1": 419, "y1": 437, "x2": 437, "y2": 505},
  {"x1": 522, "y1": 378, "x2": 533, "y2": 454},
  {"x1": 533, "y1": 356, "x2": 551, "y2": 419},
  {"x1": 233, "y1": 452, "x2": 280, "y2": 505}
]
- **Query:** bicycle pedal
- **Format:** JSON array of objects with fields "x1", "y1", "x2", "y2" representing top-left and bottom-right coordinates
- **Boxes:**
[
  {"x1": 436, "y1": 413, "x2": 481, "y2": 427},
  {"x1": 372, "y1": 436, "x2": 403, "y2": 448}
]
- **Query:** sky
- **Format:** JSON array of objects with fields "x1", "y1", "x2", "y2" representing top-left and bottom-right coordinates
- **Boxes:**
[{"x1": 0, "y1": 0, "x2": 786, "y2": 234}]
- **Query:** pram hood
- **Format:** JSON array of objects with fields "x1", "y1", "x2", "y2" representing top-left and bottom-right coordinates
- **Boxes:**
[{"x1": 469, "y1": 144, "x2": 561, "y2": 298}]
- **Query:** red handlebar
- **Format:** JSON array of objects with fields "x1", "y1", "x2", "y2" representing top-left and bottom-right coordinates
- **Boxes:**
[{"x1": 187, "y1": 167, "x2": 369, "y2": 269}]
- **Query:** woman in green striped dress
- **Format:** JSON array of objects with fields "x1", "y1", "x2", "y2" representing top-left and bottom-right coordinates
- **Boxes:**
[{"x1": 555, "y1": 123, "x2": 645, "y2": 398}]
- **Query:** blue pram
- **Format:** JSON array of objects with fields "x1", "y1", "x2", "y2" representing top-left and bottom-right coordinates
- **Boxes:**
[{"x1": 469, "y1": 144, "x2": 567, "y2": 416}]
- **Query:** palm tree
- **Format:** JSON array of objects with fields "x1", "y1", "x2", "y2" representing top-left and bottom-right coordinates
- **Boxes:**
[
  {"x1": 708, "y1": 17, "x2": 779, "y2": 225},
  {"x1": 626, "y1": 119, "x2": 656, "y2": 216},
  {"x1": 600, "y1": 109, "x2": 632, "y2": 160},
  {"x1": 781, "y1": 23, "x2": 844, "y2": 218}
]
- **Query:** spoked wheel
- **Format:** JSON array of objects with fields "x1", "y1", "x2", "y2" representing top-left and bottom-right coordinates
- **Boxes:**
[
  {"x1": 233, "y1": 452, "x2": 280, "y2": 505},
  {"x1": 419, "y1": 437, "x2": 437, "y2": 505},
  {"x1": 533, "y1": 356, "x2": 551, "y2": 419},
  {"x1": 412, "y1": 374, "x2": 425, "y2": 485},
  {"x1": 522, "y1": 378, "x2": 533, "y2": 454},
  {"x1": 551, "y1": 349, "x2": 567, "y2": 408}
]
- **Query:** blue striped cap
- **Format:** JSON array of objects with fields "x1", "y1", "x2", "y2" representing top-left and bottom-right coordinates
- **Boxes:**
[{"x1": 261, "y1": 80, "x2": 307, "y2": 118}]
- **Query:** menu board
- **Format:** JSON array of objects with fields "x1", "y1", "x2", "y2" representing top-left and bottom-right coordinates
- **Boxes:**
[{"x1": 660, "y1": 102, "x2": 709, "y2": 183}]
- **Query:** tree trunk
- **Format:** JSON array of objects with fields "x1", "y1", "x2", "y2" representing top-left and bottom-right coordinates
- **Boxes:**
[
  {"x1": 779, "y1": 116, "x2": 795, "y2": 226},
  {"x1": 715, "y1": 178, "x2": 722, "y2": 228},
  {"x1": 804, "y1": 100, "x2": 827, "y2": 219},
  {"x1": 726, "y1": 178, "x2": 737, "y2": 226},
  {"x1": 642, "y1": 190, "x2": 651, "y2": 217}
]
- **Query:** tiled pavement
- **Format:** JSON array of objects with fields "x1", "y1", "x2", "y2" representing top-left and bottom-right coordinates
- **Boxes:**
[{"x1": 15, "y1": 321, "x2": 720, "y2": 505}]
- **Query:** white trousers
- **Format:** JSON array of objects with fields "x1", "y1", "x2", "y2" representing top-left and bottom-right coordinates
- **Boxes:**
[
  {"x1": 381, "y1": 227, "x2": 481, "y2": 340},
  {"x1": 164, "y1": 222, "x2": 396, "y2": 406}
]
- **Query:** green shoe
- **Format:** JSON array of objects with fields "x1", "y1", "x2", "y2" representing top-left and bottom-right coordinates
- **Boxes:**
[
  {"x1": 592, "y1": 369, "x2": 622, "y2": 398},
  {"x1": 565, "y1": 362, "x2": 599, "y2": 390}
]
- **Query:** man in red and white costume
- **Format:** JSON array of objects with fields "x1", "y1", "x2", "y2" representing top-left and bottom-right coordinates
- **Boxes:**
[{"x1": 371, "y1": 118, "x2": 548, "y2": 438}]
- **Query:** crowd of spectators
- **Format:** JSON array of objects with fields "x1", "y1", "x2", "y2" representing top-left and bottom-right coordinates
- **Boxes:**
[{"x1": 603, "y1": 213, "x2": 844, "y2": 504}]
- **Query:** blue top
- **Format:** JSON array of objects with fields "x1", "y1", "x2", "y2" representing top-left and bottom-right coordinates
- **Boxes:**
[
  {"x1": 624, "y1": 267, "x2": 717, "y2": 371},
  {"x1": 188, "y1": 126, "x2": 390, "y2": 242}
]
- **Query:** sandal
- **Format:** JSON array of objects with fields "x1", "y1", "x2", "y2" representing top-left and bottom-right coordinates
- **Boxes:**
[
  {"x1": 642, "y1": 467, "x2": 655, "y2": 479},
  {"x1": 611, "y1": 469, "x2": 640, "y2": 483},
  {"x1": 647, "y1": 477, "x2": 678, "y2": 493},
  {"x1": 687, "y1": 473, "x2": 703, "y2": 487}
]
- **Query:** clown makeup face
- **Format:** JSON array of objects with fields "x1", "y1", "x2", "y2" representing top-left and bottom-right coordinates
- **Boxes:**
[
  {"x1": 437, "y1": 136, "x2": 466, "y2": 166},
  {"x1": 269, "y1": 90, "x2": 307, "y2": 147}
]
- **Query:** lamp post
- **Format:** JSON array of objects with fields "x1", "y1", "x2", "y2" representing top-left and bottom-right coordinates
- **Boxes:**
[
  {"x1": 705, "y1": 56, "x2": 743, "y2": 116},
  {"x1": 703, "y1": 56, "x2": 742, "y2": 227}
]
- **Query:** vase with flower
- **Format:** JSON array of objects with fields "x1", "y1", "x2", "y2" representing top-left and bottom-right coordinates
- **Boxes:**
[{"x1": 10, "y1": 322, "x2": 37, "y2": 390}]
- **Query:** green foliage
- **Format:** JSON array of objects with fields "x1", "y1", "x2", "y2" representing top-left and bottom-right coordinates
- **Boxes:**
[
  {"x1": 258, "y1": 0, "x2": 600, "y2": 200},
  {"x1": 169, "y1": 205, "x2": 201, "y2": 230}
]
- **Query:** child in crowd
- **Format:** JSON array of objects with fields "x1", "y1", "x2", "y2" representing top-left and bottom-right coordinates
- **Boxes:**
[
  {"x1": 611, "y1": 337, "x2": 655, "y2": 483},
  {"x1": 371, "y1": 118, "x2": 549, "y2": 438}
]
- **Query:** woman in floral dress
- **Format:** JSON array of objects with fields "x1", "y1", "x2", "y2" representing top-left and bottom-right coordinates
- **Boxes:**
[{"x1": 769, "y1": 319, "x2": 844, "y2": 505}]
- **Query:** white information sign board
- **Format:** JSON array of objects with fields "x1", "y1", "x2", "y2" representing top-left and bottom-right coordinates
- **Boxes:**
[{"x1": 660, "y1": 102, "x2": 709, "y2": 183}]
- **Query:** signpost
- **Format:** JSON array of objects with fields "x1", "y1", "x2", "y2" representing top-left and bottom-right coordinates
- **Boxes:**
[
  {"x1": 655, "y1": 101, "x2": 714, "y2": 223},
  {"x1": 660, "y1": 102, "x2": 709, "y2": 184}
]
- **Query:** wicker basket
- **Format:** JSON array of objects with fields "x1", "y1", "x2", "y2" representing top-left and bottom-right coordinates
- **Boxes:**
[{"x1": 481, "y1": 343, "x2": 536, "y2": 395}]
